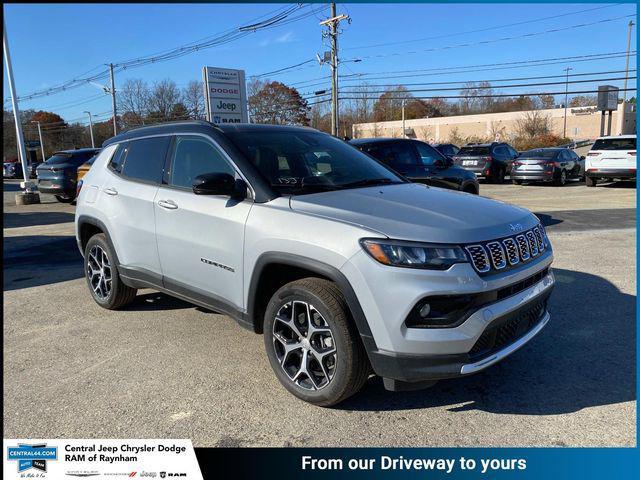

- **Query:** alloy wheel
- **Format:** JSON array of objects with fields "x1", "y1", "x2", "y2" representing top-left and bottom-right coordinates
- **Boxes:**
[
  {"x1": 86, "y1": 245, "x2": 112, "y2": 300},
  {"x1": 272, "y1": 300, "x2": 337, "y2": 390}
]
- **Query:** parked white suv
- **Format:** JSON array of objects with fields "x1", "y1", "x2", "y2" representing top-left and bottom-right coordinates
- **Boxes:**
[
  {"x1": 585, "y1": 135, "x2": 636, "y2": 186},
  {"x1": 75, "y1": 121, "x2": 554, "y2": 406}
]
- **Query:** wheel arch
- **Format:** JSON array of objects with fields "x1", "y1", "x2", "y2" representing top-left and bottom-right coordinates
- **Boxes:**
[
  {"x1": 76, "y1": 215, "x2": 121, "y2": 266},
  {"x1": 247, "y1": 253, "x2": 375, "y2": 346}
]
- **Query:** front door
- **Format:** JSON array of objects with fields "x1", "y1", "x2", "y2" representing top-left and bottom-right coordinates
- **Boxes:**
[{"x1": 154, "y1": 134, "x2": 253, "y2": 311}]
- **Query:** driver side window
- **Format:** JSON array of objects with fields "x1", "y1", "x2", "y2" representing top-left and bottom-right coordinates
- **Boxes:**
[{"x1": 169, "y1": 136, "x2": 235, "y2": 189}]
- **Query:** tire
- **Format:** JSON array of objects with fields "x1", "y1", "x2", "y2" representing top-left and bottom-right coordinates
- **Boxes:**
[
  {"x1": 55, "y1": 194, "x2": 75, "y2": 203},
  {"x1": 512, "y1": 179, "x2": 523, "y2": 185},
  {"x1": 585, "y1": 176, "x2": 597, "y2": 187},
  {"x1": 84, "y1": 233, "x2": 137, "y2": 309},
  {"x1": 554, "y1": 169, "x2": 567, "y2": 186},
  {"x1": 263, "y1": 277, "x2": 370, "y2": 407}
]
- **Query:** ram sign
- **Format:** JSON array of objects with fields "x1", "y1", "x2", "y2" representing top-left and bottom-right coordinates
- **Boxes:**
[{"x1": 202, "y1": 66, "x2": 249, "y2": 124}]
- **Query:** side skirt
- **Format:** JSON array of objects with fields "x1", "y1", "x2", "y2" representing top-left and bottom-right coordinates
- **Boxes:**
[{"x1": 118, "y1": 265, "x2": 252, "y2": 331}]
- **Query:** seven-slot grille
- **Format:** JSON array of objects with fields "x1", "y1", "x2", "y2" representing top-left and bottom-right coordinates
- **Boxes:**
[{"x1": 464, "y1": 224, "x2": 548, "y2": 274}]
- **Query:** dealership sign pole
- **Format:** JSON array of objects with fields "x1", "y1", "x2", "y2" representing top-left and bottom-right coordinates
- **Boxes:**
[{"x1": 202, "y1": 67, "x2": 248, "y2": 124}]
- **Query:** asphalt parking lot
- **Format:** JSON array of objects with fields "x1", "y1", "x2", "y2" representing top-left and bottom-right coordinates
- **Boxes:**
[{"x1": 3, "y1": 178, "x2": 636, "y2": 447}]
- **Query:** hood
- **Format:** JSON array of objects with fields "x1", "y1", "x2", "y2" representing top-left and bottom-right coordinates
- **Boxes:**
[{"x1": 289, "y1": 183, "x2": 537, "y2": 243}]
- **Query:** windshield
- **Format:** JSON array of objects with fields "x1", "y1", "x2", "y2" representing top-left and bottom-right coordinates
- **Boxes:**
[
  {"x1": 592, "y1": 138, "x2": 636, "y2": 150},
  {"x1": 225, "y1": 130, "x2": 405, "y2": 195},
  {"x1": 520, "y1": 149, "x2": 558, "y2": 159},
  {"x1": 458, "y1": 146, "x2": 490, "y2": 155}
]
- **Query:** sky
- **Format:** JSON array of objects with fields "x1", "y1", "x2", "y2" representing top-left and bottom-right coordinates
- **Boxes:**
[{"x1": 3, "y1": 2, "x2": 638, "y2": 125}]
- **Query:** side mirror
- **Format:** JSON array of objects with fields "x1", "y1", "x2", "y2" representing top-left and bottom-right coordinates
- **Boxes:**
[
  {"x1": 193, "y1": 172, "x2": 245, "y2": 198},
  {"x1": 580, "y1": 155, "x2": 586, "y2": 161}
]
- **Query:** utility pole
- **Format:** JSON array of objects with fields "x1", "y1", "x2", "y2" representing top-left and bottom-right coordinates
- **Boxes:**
[
  {"x1": 3, "y1": 18, "x2": 38, "y2": 204},
  {"x1": 32, "y1": 121, "x2": 45, "y2": 162},
  {"x1": 109, "y1": 63, "x2": 118, "y2": 136},
  {"x1": 84, "y1": 111, "x2": 95, "y2": 148},
  {"x1": 623, "y1": 20, "x2": 635, "y2": 103},
  {"x1": 401, "y1": 99, "x2": 406, "y2": 138},
  {"x1": 563, "y1": 66, "x2": 573, "y2": 138},
  {"x1": 320, "y1": 4, "x2": 349, "y2": 137}
]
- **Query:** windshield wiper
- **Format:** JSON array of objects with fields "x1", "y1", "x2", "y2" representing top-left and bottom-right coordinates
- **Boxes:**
[{"x1": 339, "y1": 178, "x2": 400, "y2": 189}]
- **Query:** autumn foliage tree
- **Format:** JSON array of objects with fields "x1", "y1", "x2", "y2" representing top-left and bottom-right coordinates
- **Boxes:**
[{"x1": 249, "y1": 81, "x2": 309, "y2": 125}]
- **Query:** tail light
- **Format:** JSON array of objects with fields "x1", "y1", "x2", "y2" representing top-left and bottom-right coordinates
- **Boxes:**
[
  {"x1": 481, "y1": 156, "x2": 493, "y2": 162},
  {"x1": 628, "y1": 151, "x2": 636, "y2": 155},
  {"x1": 451, "y1": 156, "x2": 460, "y2": 162},
  {"x1": 513, "y1": 161, "x2": 522, "y2": 167},
  {"x1": 587, "y1": 152, "x2": 600, "y2": 156},
  {"x1": 76, "y1": 179, "x2": 83, "y2": 197}
]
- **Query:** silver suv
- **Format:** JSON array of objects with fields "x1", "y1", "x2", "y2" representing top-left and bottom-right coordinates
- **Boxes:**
[{"x1": 75, "y1": 121, "x2": 554, "y2": 406}]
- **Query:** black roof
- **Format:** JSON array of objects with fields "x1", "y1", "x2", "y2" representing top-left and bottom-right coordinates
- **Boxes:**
[
  {"x1": 103, "y1": 121, "x2": 321, "y2": 147},
  {"x1": 54, "y1": 147, "x2": 101, "y2": 154},
  {"x1": 349, "y1": 137, "x2": 412, "y2": 145}
]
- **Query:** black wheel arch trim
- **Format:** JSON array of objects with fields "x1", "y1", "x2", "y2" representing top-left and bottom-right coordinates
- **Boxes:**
[
  {"x1": 247, "y1": 252, "x2": 377, "y2": 347},
  {"x1": 76, "y1": 215, "x2": 121, "y2": 267}
]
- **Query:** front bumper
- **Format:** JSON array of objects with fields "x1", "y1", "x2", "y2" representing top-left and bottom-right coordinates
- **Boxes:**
[{"x1": 341, "y1": 249, "x2": 554, "y2": 385}]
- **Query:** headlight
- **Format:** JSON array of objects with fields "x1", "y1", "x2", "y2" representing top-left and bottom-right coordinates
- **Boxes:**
[{"x1": 360, "y1": 238, "x2": 468, "y2": 270}]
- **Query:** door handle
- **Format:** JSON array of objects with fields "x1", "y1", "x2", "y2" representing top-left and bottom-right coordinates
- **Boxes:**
[
  {"x1": 104, "y1": 187, "x2": 118, "y2": 196},
  {"x1": 158, "y1": 199, "x2": 178, "y2": 210}
]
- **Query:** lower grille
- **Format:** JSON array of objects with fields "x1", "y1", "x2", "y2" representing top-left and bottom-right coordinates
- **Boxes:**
[{"x1": 469, "y1": 296, "x2": 548, "y2": 361}]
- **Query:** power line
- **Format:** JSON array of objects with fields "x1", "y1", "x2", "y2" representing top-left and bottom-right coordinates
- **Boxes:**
[
  {"x1": 302, "y1": 70, "x2": 638, "y2": 96},
  {"x1": 256, "y1": 13, "x2": 635, "y2": 80},
  {"x1": 338, "y1": 87, "x2": 637, "y2": 101},
  {"x1": 9, "y1": 4, "x2": 323, "y2": 102},
  {"x1": 344, "y1": 3, "x2": 628, "y2": 51},
  {"x1": 289, "y1": 51, "x2": 637, "y2": 89}
]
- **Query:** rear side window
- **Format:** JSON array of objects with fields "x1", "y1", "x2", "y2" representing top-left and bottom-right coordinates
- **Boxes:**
[
  {"x1": 592, "y1": 138, "x2": 636, "y2": 150},
  {"x1": 458, "y1": 146, "x2": 490, "y2": 155},
  {"x1": 414, "y1": 142, "x2": 444, "y2": 166},
  {"x1": 109, "y1": 143, "x2": 129, "y2": 173},
  {"x1": 45, "y1": 153, "x2": 73, "y2": 165},
  {"x1": 169, "y1": 135, "x2": 235, "y2": 189},
  {"x1": 121, "y1": 136, "x2": 171, "y2": 183},
  {"x1": 365, "y1": 143, "x2": 417, "y2": 168}
]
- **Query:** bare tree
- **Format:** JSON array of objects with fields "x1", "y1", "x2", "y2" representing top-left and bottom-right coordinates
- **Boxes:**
[
  {"x1": 118, "y1": 79, "x2": 150, "y2": 127},
  {"x1": 148, "y1": 79, "x2": 181, "y2": 121},
  {"x1": 515, "y1": 110, "x2": 552, "y2": 138},
  {"x1": 182, "y1": 80, "x2": 206, "y2": 120}
]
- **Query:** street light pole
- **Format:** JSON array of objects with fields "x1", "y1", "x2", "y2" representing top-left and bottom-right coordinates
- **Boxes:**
[
  {"x1": 84, "y1": 111, "x2": 95, "y2": 148},
  {"x1": 402, "y1": 99, "x2": 406, "y2": 138},
  {"x1": 109, "y1": 63, "x2": 118, "y2": 136},
  {"x1": 623, "y1": 20, "x2": 635, "y2": 103},
  {"x1": 563, "y1": 66, "x2": 573, "y2": 138},
  {"x1": 33, "y1": 121, "x2": 45, "y2": 162},
  {"x1": 3, "y1": 18, "x2": 30, "y2": 186}
]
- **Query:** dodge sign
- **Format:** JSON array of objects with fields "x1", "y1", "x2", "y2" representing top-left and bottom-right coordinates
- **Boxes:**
[{"x1": 202, "y1": 66, "x2": 248, "y2": 124}]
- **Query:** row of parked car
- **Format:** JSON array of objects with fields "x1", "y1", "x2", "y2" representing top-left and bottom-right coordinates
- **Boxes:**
[
  {"x1": 4, "y1": 133, "x2": 635, "y2": 201},
  {"x1": 350, "y1": 134, "x2": 636, "y2": 192}
]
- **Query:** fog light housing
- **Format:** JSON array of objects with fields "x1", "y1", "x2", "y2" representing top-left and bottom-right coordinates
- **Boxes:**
[
  {"x1": 405, "y1": 294, "x2": 489, "y2": 328},
  {"x1": 419, "y1": 303, "x2": 431, "y2": 318}
]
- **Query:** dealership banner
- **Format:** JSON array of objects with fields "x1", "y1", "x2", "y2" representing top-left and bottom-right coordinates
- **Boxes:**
[
  {"x1": 3, "y1": 439, "x2": 202, "y2": 479},
  {"x1": 202, "y1": 66, "x2": 248, "y2": 124}
]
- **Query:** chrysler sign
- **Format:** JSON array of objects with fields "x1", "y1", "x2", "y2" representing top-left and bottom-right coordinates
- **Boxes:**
[{"x1": 202, "y1": 66, "x2": 248, "y2": 124}]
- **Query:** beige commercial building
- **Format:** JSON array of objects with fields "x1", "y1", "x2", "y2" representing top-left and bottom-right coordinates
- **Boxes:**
[{"x1": 352, "y1": 102, "x2": 636, "y2": 142}]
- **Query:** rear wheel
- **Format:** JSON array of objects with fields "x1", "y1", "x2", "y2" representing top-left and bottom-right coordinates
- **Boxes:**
[
  {"x1": 585, "y1": 176, "x2": 597, "y2": 187},
  {"x1": 554, "y1": 169, "x2": 567, "y2": 186},
  {"x1": 84, "y1": 234, "x2": 137, "y2": 309},
  {"x1": 263, "y1": 278, "x2": 370, "y2": 406},
  {"x1": 55, "y1": 194, "x2": 75, "y2": 203},
  {"x1": 512, "y1": 179, "x2": 523, "y2": 185}
]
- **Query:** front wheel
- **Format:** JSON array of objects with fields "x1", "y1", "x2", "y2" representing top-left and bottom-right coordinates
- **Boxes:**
[
  {"x1": 263, "y1": 278, "x2": 370, "y2": 406},
  {"x1": 84, "y1": 234, "x2": 137, "y2": 309}
]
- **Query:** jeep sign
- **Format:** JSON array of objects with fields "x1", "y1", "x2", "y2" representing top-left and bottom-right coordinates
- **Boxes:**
[{"x1": 202, "y1": 66, "x2": 248, "y2": 124}]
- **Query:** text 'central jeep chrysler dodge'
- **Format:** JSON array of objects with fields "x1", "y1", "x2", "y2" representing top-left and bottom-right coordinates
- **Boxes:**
[{"x1": 75, "y1": 121, "x2": 554, "y2": 406}]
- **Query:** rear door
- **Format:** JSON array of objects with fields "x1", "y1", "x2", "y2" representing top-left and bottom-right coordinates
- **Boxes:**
[
  {"x1": 588, "y1": 137, "x2": 637, "y2": 169},
  {"x1": 154, "y1": 134, "x2": 252, "y2": 311},
  {"x1": 101, "y1": 136, "x2": 170, "y2": 275}
]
